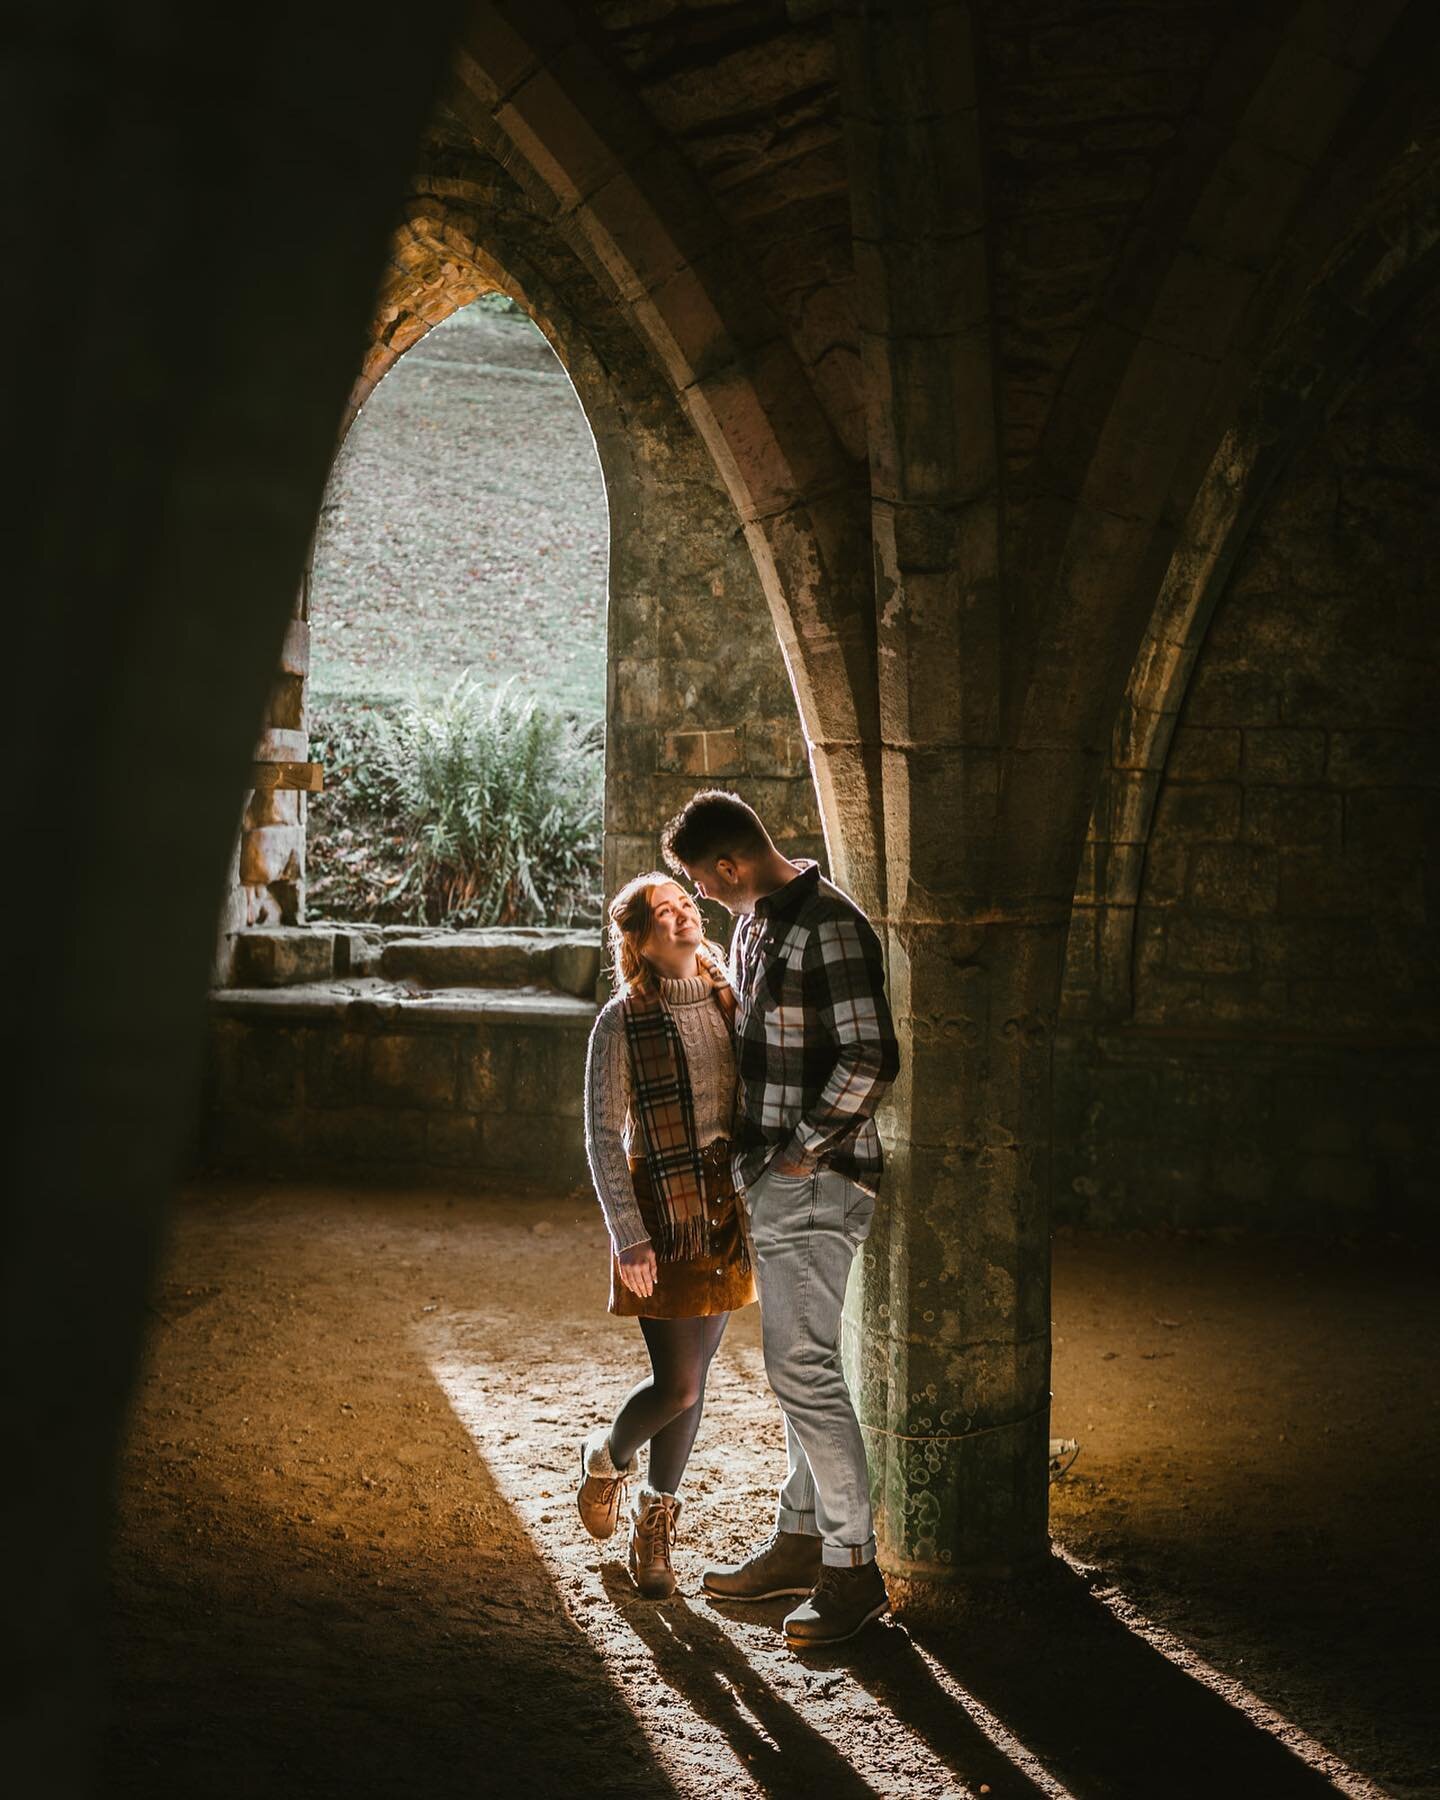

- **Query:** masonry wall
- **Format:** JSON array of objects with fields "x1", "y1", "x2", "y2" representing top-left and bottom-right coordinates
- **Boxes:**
[
  {"x1": 200, "y1": 991, "x2": 593, "y2": 1188},
  {"x1": 1055, "y1": 292, "x2": 1440, "y2": 1233}
]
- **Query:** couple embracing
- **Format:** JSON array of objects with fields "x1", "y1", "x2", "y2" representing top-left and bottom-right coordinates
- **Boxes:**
[{"x1": 578, "y1": 789, "x2": 901, "y2": 1650}]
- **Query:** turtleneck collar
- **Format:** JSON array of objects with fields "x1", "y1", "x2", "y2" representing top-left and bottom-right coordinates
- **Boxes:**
[{"x1": 657, "y1": 971, "x2": 713, "y2": 1006}]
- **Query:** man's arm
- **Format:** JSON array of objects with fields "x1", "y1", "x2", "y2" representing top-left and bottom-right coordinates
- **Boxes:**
[{"x1": 778, "y1": 914, "x2": 900, "y2": 1167}]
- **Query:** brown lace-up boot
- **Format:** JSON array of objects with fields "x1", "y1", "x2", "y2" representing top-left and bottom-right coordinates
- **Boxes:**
[
  {"x1": 628, "y1": 1484, "x2": 682, "y2": 1599},
  {"x1": 576, "y1": 1428, "x2": 638, "y2": 1541},
  {"x1": 701, "y1": 1528, "x2": 822, "y2": 1600}
]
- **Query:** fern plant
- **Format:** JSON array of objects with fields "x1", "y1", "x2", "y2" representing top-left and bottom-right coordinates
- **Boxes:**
[{"x1": 373, "y1": 674, "x2": 602, "y2": 927}]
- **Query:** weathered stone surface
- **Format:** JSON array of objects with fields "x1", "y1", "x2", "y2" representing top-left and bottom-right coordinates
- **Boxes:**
[
  {"x1": 279, "y1": 617, "x2": 311, "y2": 677},
  {"x1": 1241, "y1": 728, "x2": 1326, "y2": 785},
  {"x1": 548, "y1": 937, "x2": 601, "y2": 999},
  {"x1": 239, "y1": 826, "x2": 305, "y2": 886},
  {"x1": 231, "y1": 927, "x2": 336, "y2": 989},
  {"x1": 459, "y1": 1035, "x2": 515, "y2": 1111},
  {"x1": 380, "y1": 935, "x2": 545, "y2": 987},
  {"x1": 367, "y1": 1033, "x2": 458, "y2": 1110}
]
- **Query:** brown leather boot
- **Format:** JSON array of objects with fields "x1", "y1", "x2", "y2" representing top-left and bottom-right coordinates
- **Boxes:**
[
  {"x1": 701, "y1": 1528, "x2": 823, "y2": 1601},
  {"x1": 628, "y1": 1484, "x2": 682, "y2": 1599},
  {"x1": 576, "y1": 1428, "x2": 637, "y2": 1541},
  {"x1": 783, "y1": 1560, "x2": 889, "y2": 1648}
]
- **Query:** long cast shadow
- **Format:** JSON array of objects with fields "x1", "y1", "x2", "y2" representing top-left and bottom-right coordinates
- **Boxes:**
[
  {"x1": 601, "y1": 1567, "x2": 883, "y2": 1800},
  {"x1": 840, "y1": 1557, "x2": 1362, "y2": 1799}
]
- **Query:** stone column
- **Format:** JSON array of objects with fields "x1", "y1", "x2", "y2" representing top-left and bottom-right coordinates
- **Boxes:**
[{"x1": 839, "y1": 0, "x2": 1062, "y2": 1581}]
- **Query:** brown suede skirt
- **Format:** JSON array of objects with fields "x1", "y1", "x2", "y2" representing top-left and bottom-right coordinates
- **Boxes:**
[{"x1": 609, "y1": 1137, "x2": 758, "y2": 1319}]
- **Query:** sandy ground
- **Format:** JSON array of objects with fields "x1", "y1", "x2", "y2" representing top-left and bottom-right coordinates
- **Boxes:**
[
  {"x1": 103, "y1": 1182, "x2": 1438, "y2": 1799},
  {"x1": 309, "y1": 304, "x2": 609, "y2": 713}
]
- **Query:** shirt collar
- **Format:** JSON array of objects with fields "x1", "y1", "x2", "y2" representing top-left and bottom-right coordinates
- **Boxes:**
[{"x1": 754, "y1": 859, "x2": 820, "y2": 922}]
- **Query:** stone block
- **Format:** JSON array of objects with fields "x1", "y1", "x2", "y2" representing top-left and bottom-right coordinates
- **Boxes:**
[
  {"x1": 306, "y1": 1107, "x2": 428, "y2": 1167},
  {"x1": 459, "y1": 1034, "x2": 515, "y2": 1110},
  {"x1": 1134, "y1": 913, "x2": 1167, "y2": 976},
  {"x1": 380, "y1": 935, "x2": 546, "y2": 986},
  {"x1": 235, "y1": 1025, "x2": 303, "y2": 1111},
  {"x1": 304, "y1": 1029, "x2": 368, "y2": 1109},
  {"x1": 742, "y1": 720, "x2": 809, "y2": 779},
  {"x1": 1278, "y1": 851, "x2": 1380, "y2": 919},
  {"x1": 1167, "y1": 726, "x2": 1241, "y2": 781},
  {"x1": 512, "y1": 1030, "x2": 586, "y2": 1119},
  {"x1": 368, "y1": 1033, "x2": 458, "y2": 1110},
  {"x1": 255, "y1": 727, "x2": 307, "y2": 762},
  {"x1": 481, "y1": 1111, "x2": 586, "y2": 1176},
  {"x1": 659, "y1": 727, "x2": 743, "y2": 777},
  {"x1": 231, "y1": 927, "x2": 336, "y2": 988},
  {"x1": 1139, "y1": 840, "x2": 1188, "y2": 905},
  {"x1": 266, "y1": 671, "x2": 305, "y2": 733},
  {"x1": 1198, "y1": 978, "x2": 1287, "y2": 1026},
  {"x1": 549, "y1": 938, "x2": 601, "y2": 999},
  {"x1": 243, "y1": 785, "x2": 302, "y2": 830},
  {"x1": 1166, "y1": 915, "x2": 1252, "y2": 976},
  {"x1": 1155, "y1": 1060, "x2": 1272, "y2": 1147},
  {"x1": 426, "y1": 1113, "x2": 482, "y2": 1170},
  {"x1": 1150, "y1": 782, "x2": 1241, "y2": 841},
  {"x1": 1251, "y1": 916, "x2": 1377, "y2": 979},
  {"x1": 1241, "y1": 728, "x2": 1326, "y2": 784},
  {"x1": 1181, "y1": 667, "x2": 1280, "y2": 728},
  {"x1": 240, "y1": 825, "x2": 304, "y2": 886},
  {"x1": 1241, "y1": 789, "x2": 1342, "y2": 849},
  {"x1": 1327, "y1": 730, "x2": 1439, "y2": 788},
  {"x1": 279, "y1": 618, "x2": 310, "y2": 677},
  {"x1": 608, "y1": 589, "x2": 658, "y2": 659},
  {"x1": 613, "y1": 657, "x2": 660, "y2": 727},
  {"x1": 1188, "y1": 844, "x2": 1279, "y2": 917}
]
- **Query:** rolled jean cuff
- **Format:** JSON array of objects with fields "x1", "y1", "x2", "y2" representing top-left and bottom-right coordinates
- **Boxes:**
[
  {"x1": 777, "y1": 1502, "x2": 820, "y2": 1537},
  {"x1": 821, "y1": 1533, "x2": 877, "y2": 1569}
]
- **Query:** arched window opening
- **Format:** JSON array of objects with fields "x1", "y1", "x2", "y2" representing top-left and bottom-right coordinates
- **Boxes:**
[{"x1": 306, "y1": 293, "x2": 608, "y2": 928}]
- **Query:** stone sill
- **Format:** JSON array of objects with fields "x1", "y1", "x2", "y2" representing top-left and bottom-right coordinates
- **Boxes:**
[
  {"x1": 211, "y1": 978, "x2": 597, "y2": 1030},
  {"x1": 222, "y1": 922, "x2": 603, "y2": 999}
]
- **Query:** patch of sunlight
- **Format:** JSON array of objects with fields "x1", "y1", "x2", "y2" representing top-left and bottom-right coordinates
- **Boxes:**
[{"x1": 425, "y1": 1312, "x2": 1043, "y2": 1800}]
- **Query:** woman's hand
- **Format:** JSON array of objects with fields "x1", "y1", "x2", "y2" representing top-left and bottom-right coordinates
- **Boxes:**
[{"x1": 617, "y1": 1241, "x2": 658, "y2": 1298}]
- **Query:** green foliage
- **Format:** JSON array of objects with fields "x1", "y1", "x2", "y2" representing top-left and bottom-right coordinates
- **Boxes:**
[{"x1": 307, "y1": 679, "x2": 602, "y2": 927}]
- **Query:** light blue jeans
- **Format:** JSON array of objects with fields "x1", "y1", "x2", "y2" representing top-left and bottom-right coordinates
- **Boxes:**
[{"x1": 744, "y1": 1161, "x2": 878, "y2": 1568}]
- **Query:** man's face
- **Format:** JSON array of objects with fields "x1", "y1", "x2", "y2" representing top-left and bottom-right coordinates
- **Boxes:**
[{"x1": 681, "y1": 854, "x2": 752, "y2": 916}]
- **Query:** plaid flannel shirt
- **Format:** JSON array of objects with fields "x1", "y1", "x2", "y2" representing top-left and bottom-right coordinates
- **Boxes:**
[{"x1": 728, "y1": 860, "x2": 900, "y2": 1197}]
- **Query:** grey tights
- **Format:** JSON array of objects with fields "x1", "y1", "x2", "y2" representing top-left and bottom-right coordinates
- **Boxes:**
[{"x1": 607, "y1": 1313, "x2": 729, "y2": 1494}]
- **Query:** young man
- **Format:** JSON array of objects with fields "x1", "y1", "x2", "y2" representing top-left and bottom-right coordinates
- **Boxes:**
[{"x1": 661, "y1": 789, "x2": 901, "y2": 1648}]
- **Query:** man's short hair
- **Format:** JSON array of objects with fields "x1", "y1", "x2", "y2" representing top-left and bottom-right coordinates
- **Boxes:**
[{"x1": 661, "y1": 789, "x2": 771, "y2": 874}]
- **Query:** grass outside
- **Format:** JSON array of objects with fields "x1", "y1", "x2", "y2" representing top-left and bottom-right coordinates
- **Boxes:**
[{"x1": 304, "y1": 300, "x2": 608, "y2": 922}]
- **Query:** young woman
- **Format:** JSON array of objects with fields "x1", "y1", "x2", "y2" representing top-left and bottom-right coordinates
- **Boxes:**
[{"x1": 577, "y1": 871, "x2": 756, "y2": 1598}]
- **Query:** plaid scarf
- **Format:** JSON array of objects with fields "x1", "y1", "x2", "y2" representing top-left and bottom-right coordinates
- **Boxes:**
[{"x1": 621, "y1": 949, "x2": 737, "y2": 1263}]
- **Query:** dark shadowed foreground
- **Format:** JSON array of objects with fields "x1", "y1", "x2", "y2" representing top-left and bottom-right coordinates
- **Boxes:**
[{"x1": 104, "y1": 1183, "x2": 1437, "y2": 1798}]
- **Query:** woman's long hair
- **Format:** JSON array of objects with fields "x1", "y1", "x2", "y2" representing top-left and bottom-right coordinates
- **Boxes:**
[{"x1": 607, "y1": 870, "x2": 728, "y2": 996}]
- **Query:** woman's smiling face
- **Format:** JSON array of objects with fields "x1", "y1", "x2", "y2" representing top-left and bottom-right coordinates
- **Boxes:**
[{"x1": 643, "y1": 881, "x2": 703, "y2": 958}]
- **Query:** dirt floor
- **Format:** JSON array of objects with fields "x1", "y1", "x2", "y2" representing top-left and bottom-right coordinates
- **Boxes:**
[
  {"x1": 309, "y1": 303, "x2": 609, "y2": 713},
  {"x1": 102, "y1": 1182, "x2": 1438, "y2": 1799}
]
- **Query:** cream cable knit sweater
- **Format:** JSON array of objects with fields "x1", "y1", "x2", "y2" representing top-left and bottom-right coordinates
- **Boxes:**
[{"x1": 583, "y1": 971, "x2": 738, "y2": 1253}]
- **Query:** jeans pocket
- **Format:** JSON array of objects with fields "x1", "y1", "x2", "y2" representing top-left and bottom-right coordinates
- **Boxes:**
[{"x1": 842, "y1": 1184, "x2": 875, "y2": 1246}]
